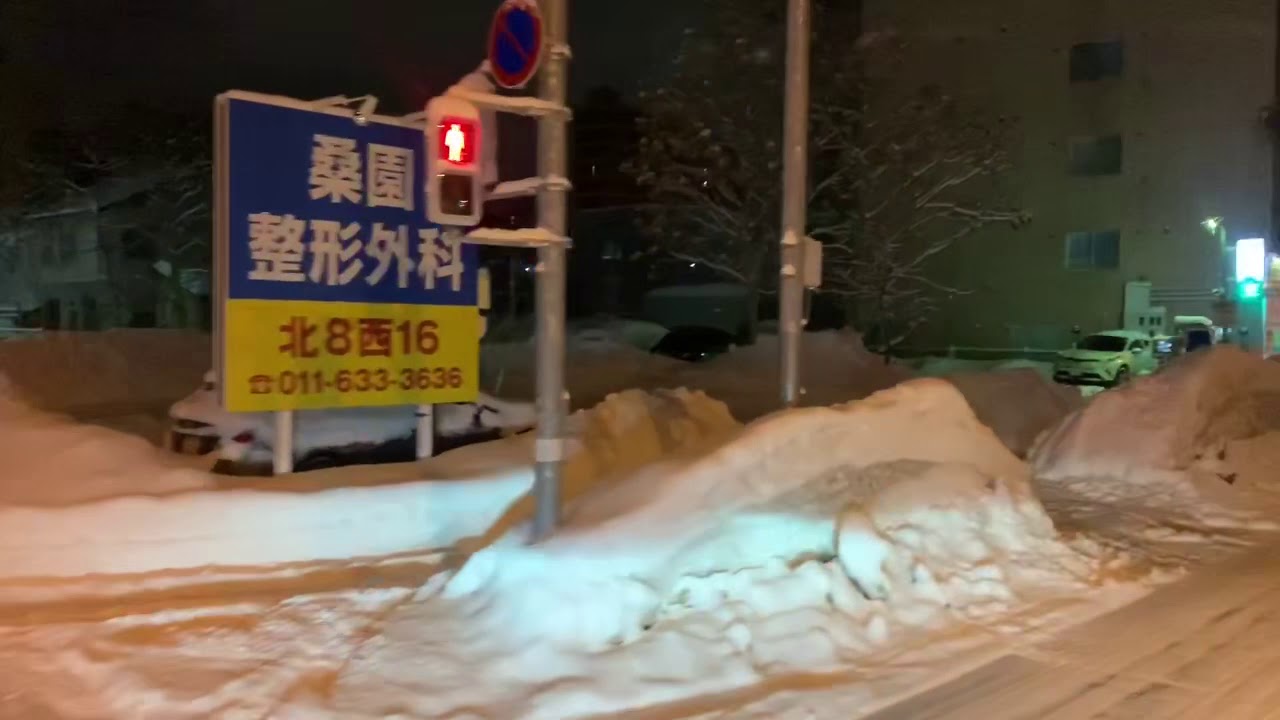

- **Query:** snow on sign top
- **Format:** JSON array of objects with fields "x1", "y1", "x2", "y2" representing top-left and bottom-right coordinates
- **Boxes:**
[{"x1": 487, "y1": 0, "x2": 544, "y2": 89}]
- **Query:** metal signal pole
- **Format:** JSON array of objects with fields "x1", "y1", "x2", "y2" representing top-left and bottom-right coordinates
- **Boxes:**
[
  {"x1": 531, "y1": 0, "x2": 570, "y2": 541},
  {"x1": 779, "y1": 0, "x2": 811, "y2": 408}
]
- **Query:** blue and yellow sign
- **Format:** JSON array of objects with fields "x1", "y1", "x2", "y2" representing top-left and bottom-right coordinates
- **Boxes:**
[{"x1": 215, "y1": 92, "x2": 479, "y2": 412}]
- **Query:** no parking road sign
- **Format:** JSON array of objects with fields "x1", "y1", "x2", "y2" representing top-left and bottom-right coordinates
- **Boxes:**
[{"x1": 487, "y1": 0, "x2": 544, "y2": 89}]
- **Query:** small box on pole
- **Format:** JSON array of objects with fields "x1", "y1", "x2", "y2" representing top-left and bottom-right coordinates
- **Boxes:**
[{"x1": 802, "y1": 236, "x2": 823, "y2": 289}]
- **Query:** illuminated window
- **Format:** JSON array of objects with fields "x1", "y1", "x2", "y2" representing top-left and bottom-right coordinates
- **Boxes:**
[
  {"x1": 1069, "y1": 135, "x2": 1123, "y2": 175},
  {"x1": 1070, "y1": 41, "x2": 1124, "y2": 82},
  {"x1": 1065, "y1": 230, "x2": 1120, "y2": 270}
]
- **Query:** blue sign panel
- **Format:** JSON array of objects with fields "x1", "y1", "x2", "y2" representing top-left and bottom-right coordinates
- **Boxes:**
[
  {"x1": 215, "y1": 92, "x2": 481, "y2": 412},
  {"x1": 224, "y1": 95, "x2": 478, "y2": 306},
  {"x1": 488, "y1": 0, "x2": 543, "y2": 89}
]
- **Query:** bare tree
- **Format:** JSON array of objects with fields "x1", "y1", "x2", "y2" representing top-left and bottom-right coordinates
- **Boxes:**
[
  {"x1": 623, "y1": 1, "x2": 786, "y2": 292},
  {"x1": 6, "y1": 114, "x2": 213, "y2": 327},
  {"x1": 626, "y1": 1, "x2": 1027, "y2": 350},
  {"x1": 811, "y1": 59, "x2": 1029, "y2": 354},
  {"x1": 98, "y1": 131, "x2": 212, "y2": 328}
]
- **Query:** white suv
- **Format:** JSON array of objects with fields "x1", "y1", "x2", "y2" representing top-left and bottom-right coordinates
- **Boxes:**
[{"x1": 1052, "y1": 330, "x2": 1160, "y2": 387}]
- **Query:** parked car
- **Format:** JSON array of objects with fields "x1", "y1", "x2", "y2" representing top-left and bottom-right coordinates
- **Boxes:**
[
  {"x1": 1053, "y1": 330, "x2": 1160, "y2": 387},
  {"x1": 168, "y1": 371, "x2": 536, "y2": 474},
  {"x1": 650, "y1": 326, "x2": 735, "y2": 363},
  {"x1": 168, "y1": 371, "x2": 223, "y2": 455}
]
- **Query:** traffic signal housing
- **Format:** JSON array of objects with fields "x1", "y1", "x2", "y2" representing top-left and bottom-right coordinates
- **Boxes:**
[
  {"x1": 425, "y1": 96, "x2": 483, "y2": 226},
  {"x1": 1235, "y1": 237, "x2": 1267, "y2": 302}
]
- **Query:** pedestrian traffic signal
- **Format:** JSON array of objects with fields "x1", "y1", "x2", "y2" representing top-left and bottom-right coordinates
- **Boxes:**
[
  {"x1": 1239, "y1": 279, "x2": 1263, "y2": 300},
  {"x1": 426, "y1": 97, "x2": 483, "y2": 226}
]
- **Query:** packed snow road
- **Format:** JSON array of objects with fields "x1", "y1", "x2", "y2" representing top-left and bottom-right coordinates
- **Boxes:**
[{"x1": 863, "y1": 538, "x2": 1280, "y2": 720}]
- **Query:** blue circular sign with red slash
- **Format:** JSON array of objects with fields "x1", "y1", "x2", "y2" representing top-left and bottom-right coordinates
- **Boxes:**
[{"x1": 487, "y1": 0, "x2": 544, "y2": 89}]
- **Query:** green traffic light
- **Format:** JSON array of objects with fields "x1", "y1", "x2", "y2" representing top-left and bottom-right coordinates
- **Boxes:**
[{"x1": 1240, "y1": 280, "x2": 1263, "y2": 299}]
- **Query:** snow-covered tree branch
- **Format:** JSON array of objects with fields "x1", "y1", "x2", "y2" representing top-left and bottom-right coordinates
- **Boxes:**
[{"x1": 623, "y1": 1, "x2": 788, "y2": 293}]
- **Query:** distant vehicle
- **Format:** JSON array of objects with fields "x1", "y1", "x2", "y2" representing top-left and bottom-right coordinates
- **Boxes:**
[
  {"x1": 650, "y1": 326, "x2": 734, "y2": 363},
  {"x1": 1152, "y1": 333, "x2": 1180, "y2": 365},
  {"x1": 168, "y1": 370, "x2": 536, "y2": 474},
  {"x1": 643, "y1": 283, "x2": 757, "y2": 344},
  {"x1": 1053, "y1": 330, "x2": 1159, "y2": 387},
  {"x1": 1172, "y1": 315, "x2": 1218, "y2": 353}
]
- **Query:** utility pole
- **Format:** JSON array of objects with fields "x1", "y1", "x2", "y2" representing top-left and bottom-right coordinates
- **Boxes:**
[
  {"x1": 779, "y1": 0, "x2": 811, "y2": 408},
  {"x1": 531, "y1": 0, "x2": 570, "y2": 541}
]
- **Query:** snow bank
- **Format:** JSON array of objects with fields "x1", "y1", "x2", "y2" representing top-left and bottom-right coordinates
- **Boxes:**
[
  {"x1": 0, "y1": 396, "x2": 212, "y2": 506},
  {"x1": 1215, "y1": 431, "x2": 1280, "y2": 494},
  {"x1": 672, "y1": 330, "x2": 911, "y2": 420},
  {"x1": 0, "y1": 389, "x2": 736, "y2": 583},
  {"x1": 945, "y1": 368, "x2": 1083, "y2": 457},
  {"x1": 481, "y1": 331, "x2": 684, "y2": 412},
  {"x1": 442, "y1": 379, "x2": 1090, "y2": 650},
  {"x1": 0, "y1": 330, "x2": 208, "y2": 414},
  {"x1": 916, "y1": 356, "x2": 1055, "y2": 380},
  {"x1": 1032, "y1": 347, "x2": 1280, "y2": 481},
  {"x1": 483, "y1": 329, "x2": 908, "y2": 422}
]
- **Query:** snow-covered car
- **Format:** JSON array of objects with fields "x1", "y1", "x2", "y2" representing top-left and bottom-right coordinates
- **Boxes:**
[
  {"x1": 167, "y1": 370, "x2": 224, "y2": 455},
  {"x1": 168, "y1": 371, "x2": 536, "y2": 474},
  {"x1": 1052, "y1": 330, "x2": 1159, "y2": 387}
]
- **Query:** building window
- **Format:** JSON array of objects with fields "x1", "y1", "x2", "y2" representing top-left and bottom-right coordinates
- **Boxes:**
[
  {"x1": 1070, "y1": 41, "x2": 1124, "y2": 82},
  {"x1": 122, "y1": 229, "x2": 155, "y2": 262},
  {"x1": 600, "y1": 238, "x2": 623, "y2": 261},
  {"x1": 1068, "y1": 135, "x2": 1123, "y2": 175},
  {"x1": 1065, "y1": 230, "x2": 1121, "y2": 270},
  {"x1": 57, "y1": 226, "x2": 77, "y2": 264}
]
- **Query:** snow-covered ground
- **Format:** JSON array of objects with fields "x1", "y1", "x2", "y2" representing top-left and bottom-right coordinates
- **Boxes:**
[{"x1": 2, "y1": 329, "x2": 1280, "y2": 719}]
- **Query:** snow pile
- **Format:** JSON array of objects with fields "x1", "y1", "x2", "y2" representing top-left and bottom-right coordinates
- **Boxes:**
[
  {"x1": 330, "y1": 379, "x2": 1102, "y2": 720},
  {"x1": 945, "y1": 368, "x2": 1083, "y2": 457},
  {"x1": 1032, "y1": 347, "x2": 1280, "y2": 482},
  {"x1": 915, "y1": 356, "x2": 1054, "y2": 380},
  {"x1": 0, "y1": 388, "x2": 736, "y2": 583},
  {"x1": 481, "y1": 331, "x2": 684, "y2": 412},
  {"x1": 484, "y1": 329, "x2": 907, "y2": 422},
  {"x1": 441, "y1": 379, "x2": 1092, "y2": 650},
  {"x1": 671, "y1": 330, "x2": 911, "y2": 420},
  {"x1": 0, "y1": 395, "x2": 212, "y2": 506},
  {"x1": 1212, "y1": 431, "x2": 1280, "y2": 495},
  {"x1": 1030, "y1": 347, "x2": 1280, "y2": 525},
  {"x1": 0, "y1": 330, "x2": 208, "y2": 414}
]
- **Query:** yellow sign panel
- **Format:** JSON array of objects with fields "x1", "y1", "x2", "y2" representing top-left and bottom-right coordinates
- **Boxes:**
[{"x1": 223, "y1": 299, "x2": 479, "y2": 412}]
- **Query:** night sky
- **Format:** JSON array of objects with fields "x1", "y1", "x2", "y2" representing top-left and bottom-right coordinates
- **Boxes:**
[{"x1": 2, "y1": 0, "x2": 697, "y2": 128}]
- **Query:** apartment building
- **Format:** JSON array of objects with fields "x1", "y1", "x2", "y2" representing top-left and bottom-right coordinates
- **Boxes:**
[{"x1": 863, "y1": 0, "x2": 1276, "y2": 351}]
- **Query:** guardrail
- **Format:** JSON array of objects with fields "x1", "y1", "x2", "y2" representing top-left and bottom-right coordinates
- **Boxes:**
[
  {"x1": 897, "y1": 346, "x2": 1061, "y2": 362},
  {"x1": 0, "y1": 328, "x2": 45, "y2": 340}
]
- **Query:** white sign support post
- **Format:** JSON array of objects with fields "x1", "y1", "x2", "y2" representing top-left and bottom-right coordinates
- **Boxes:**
[
  {"x1": 416, "y1": 405, "x2": 435, "y2": 459},
  {"x1": 274, "y1": 411, "x2": 294, "y2": 474}
]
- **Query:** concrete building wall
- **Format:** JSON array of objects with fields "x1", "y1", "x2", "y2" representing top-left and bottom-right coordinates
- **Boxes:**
[{"x1": 865, "y1": 0, "x2": 1275, "y2": 350}]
